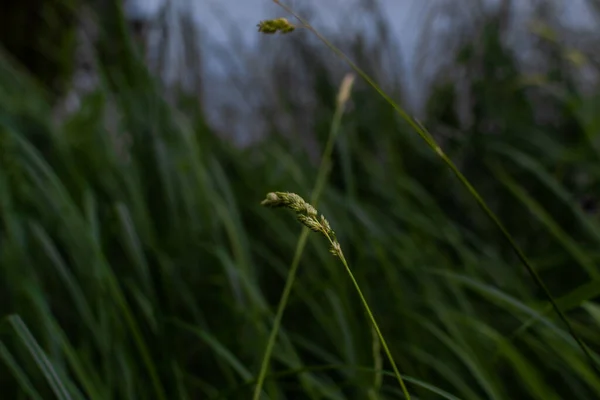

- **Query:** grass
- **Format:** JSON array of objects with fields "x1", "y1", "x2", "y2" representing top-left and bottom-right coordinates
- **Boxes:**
[
  {"x1": 252, "y1": 1, "x2": 598, "y2": 397},
  {"x1": 257, "y1": 191, "x2": 411, "y2": 399},
  {"x1": 1, "y1": 0, "x2": 600, "y2": 399}
]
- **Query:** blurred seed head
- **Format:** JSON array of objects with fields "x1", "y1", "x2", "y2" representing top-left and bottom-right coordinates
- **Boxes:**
[{"x1": 257, "y1": 18, "x2": 296, "y2": 35}]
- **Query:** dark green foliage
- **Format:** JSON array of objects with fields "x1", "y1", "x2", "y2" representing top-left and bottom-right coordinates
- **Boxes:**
[
  {"x1": 1, "y1": 3, "x2": 600, "y2": 400},
  {"x1": 0, "y1": 0, "x2": 79, "y2": 96}
]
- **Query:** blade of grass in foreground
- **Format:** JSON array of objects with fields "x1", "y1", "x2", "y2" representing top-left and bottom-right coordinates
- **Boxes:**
[
  {"x1": 0, "y1": 340, "x2": 44, "y2": 400},
  {"x1": 5, "y1": 315, "x2": 72, "y2": 400},
  {"x1": 9, "y1": 130, "x2": 167, "y2": 400},
  {"x1": 268, "y1": 0, "x2": 598, "y2": 375}
]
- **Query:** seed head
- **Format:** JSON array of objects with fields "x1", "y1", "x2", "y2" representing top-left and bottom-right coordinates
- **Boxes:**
[
  {"x1": 329, "y1": 241, "x2": 343, "y2": 258},
  {"x1": 297, "y1": 214, "x2": 322, "y2": 233},
  {"x1": 257, "y1": 18, "x2": 296, "y2": 35},
  {"x1": 261, "y1": 191, "x2": 343, "y2": 258}
]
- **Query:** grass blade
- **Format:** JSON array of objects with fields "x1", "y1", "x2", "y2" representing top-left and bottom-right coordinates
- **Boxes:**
[{"x1": 6, "y1": 315, "x2": 72, "y2": 400}]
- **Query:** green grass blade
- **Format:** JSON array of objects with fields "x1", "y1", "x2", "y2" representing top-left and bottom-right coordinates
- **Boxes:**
[
  {"x1": 0, "y1": 340, "x2": 44, "y2": 400},
  {"x1": 6, "y1": 315, "x2": 72, "y2": 400},
  {"x1": 173, "y1": 320, "x2": 253, "y2": 381},
  {"x1": 490, "y1": 163, "x2": 599, "y2": 279}
]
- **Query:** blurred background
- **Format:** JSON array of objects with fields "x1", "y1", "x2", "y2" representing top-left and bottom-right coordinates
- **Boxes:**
[{"x1": 2, "y1": 0, "x2": 600, "y2": 399}]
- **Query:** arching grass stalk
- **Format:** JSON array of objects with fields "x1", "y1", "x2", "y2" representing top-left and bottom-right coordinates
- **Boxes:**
[
  {"x1": 262, "y1": 0, "x2": 598, "y2": 374},
  {"x1": 261, "y1": 192, "x2": 411, "y2": 400},
  {"x1": 251, "y1": 74, "x2": 356, "y2": 400}
]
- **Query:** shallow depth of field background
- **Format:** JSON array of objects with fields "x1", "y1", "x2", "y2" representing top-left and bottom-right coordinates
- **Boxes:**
[{"x1": 2, "y1": 0, "x2": 600, "y2": 399}]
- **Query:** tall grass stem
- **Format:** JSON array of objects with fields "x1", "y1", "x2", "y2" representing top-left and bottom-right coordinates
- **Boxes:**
[
  {"x1": 272, "y1": 0, "x2": 598, "y2": 375},
  {"x1": 251, "y1": 74, "x2": 356, "y2": 400}
]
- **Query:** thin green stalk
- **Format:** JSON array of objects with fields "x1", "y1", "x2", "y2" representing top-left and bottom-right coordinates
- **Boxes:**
[
  {"x1": 252, "y1": 74, "x2": 356, "y2": 400},
  {"x1": 260, "y1": 192, "x2": 412, "y2": 398},
  {"x1": 323, "y1": 232, "x2": 411, "y2": 400},
  {"x1": 369, "y1": 325, "x2": 383, "y2": 400},
  {"x1": 271, "y1": 0, "x2": 598, "y2": 374}
]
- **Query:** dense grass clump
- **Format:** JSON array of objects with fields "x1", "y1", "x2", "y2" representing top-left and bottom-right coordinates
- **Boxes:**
[{"x1": 1, "y1": 1, "x2": 600, "y2": 399}]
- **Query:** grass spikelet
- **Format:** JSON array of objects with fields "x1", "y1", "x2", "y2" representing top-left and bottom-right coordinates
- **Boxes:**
[{"x1": 262, "y1": 191, "x2": 340, "y2": 257}]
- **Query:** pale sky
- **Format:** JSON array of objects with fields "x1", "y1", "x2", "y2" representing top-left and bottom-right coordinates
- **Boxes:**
[{"x1": 122, "y1": 0, "x2": 594, "y2": 142}]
